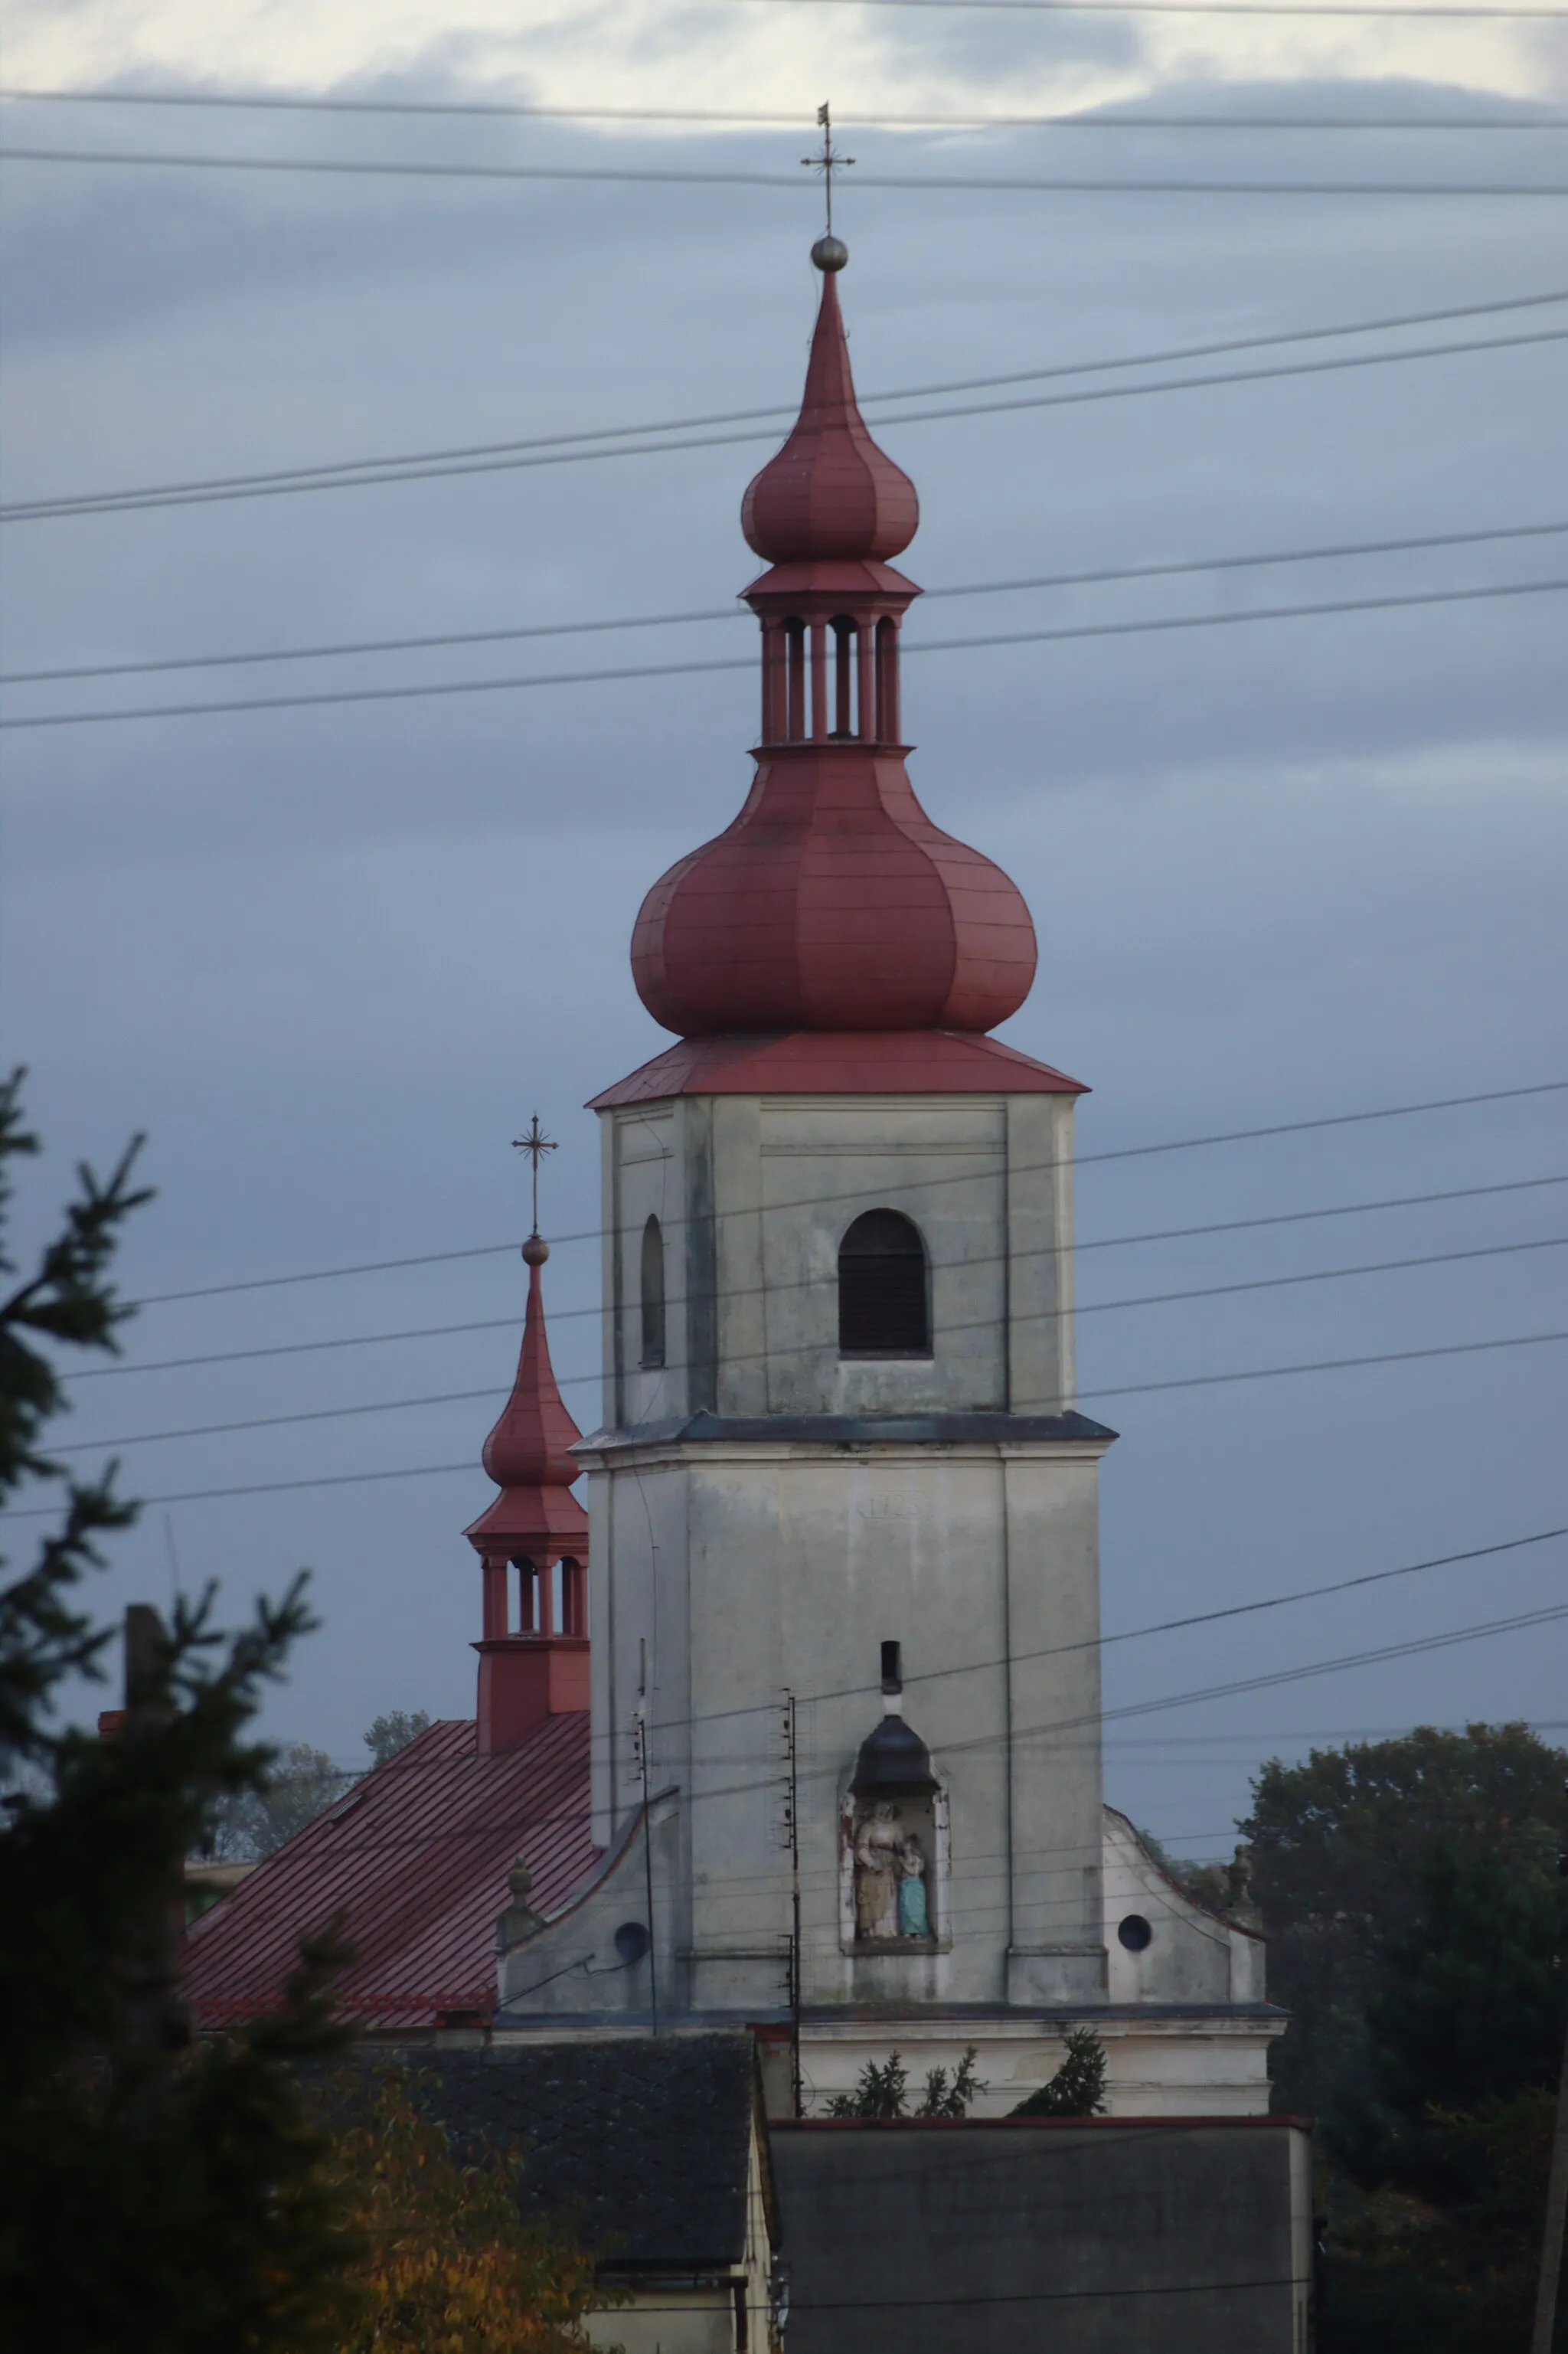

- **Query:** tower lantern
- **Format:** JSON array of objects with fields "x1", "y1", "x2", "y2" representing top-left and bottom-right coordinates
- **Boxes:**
[
  {"x1": 464, "y1": 1123, "x2": 589, "y2": 1752},
  {"x1": 631, "y1": 239, "x2": 1038, "y2": 1041}
]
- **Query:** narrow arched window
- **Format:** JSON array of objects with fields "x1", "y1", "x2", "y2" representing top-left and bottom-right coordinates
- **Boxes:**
[
  {"x1": 838, "y1": 1210, "x2": 929, "y2": 1356},
  {"x1": 785, "y1": 616, "x2": 807, "y2": 741},
  {"x1": 874, "y1": 615, "x2": 900, "y2": 743},
  {"x1": 639, "y1": 1215, "x2": 666, "y2": 1368},
  {"x1": 831, "y1": 614, "x2": 855, "y2": 737}
]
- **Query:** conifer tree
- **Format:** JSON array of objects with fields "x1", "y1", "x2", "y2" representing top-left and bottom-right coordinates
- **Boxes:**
[
  {"x1": 0, "y1": 1071, "x2": 353, "y2": 2352},
  {"x1": 1009, "y1": 2028, "x2": 1109, "y2": 2118}
]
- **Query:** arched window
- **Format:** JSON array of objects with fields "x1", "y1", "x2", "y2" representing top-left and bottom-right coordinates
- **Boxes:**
[
  {"x1": 838, "y1": 1210, "x2": 929, "y2": 1356},
  {"x1": 830, "y1": 614, "x2": 856, "y2": 737},
  {"x1": 874, "y1": 615, "x2": 900, "y2": 742},
  {"x1": 639, "y1": 1215, "x2": 666, "y2": 1368}
]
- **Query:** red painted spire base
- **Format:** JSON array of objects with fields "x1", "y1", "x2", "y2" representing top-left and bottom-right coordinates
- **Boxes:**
[{"x1": 474, "y1": 1636, "x2": 590, "y2": 1752}]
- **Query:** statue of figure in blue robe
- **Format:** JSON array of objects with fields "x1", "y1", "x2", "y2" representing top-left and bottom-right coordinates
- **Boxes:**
[{"x1": 897, "y1": 1833, "x2": 929, "y2": 1937}]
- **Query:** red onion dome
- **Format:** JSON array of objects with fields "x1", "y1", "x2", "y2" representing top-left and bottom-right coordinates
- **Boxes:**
[
  {"x1": 631, "y1": 749, "x2": 1038, "y2": 1037},
  {"x1": 631, "y1": 243, "x2": 1038, "y2": 1040},
  {"x1": 740, "y1": 266, "x2": 918, "y2": 564},
  {"x1": 479, "y1": 1247, "x2": 582, "y2": 1491}
]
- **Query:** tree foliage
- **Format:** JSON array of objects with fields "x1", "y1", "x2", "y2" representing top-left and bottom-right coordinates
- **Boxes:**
[
  {"x1": 365, "y1": 1709, "x2": 431, "y2": 1768},
  {"x1": 203, "y1": 1712, "x2": 433, "y2": 1862},
  {"x1": 1240, "y1": 1722, "x2": 1568, "y2": 2352},
  {"x1": 1009, "y1": 2028, "x2": 1109, "y2": 2119},
  {"x1": 0, "y1": 1071, "x2": 353, "y2": 2352},
  {"x1": 1138, "y1": 1826, "x2": 1257, "y2": 1923},
  {"x1": 1240, "y1": 1721, "x2": 1567, "y2": 2127},
  {"x1": 1323, "y1": 2089, "x2": 1565, "y2": 2354},
  {"x1": 825, "y1": 2045, "x2": 986, "y2": 2119},
  {"x1": 1352, "y1": 1846, "x2": 1568, "y2": 2192},
  {"x1": 204, "y1": 1740, "x2": 354, "y2": 1860},
  {"x1": 313, "y1": 2065, "x2": 612, "y2": 2353}
]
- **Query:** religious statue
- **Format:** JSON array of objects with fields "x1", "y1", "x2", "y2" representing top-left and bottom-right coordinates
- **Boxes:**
[
  {"x1": 897, "y1": 1833, "x2": 930, "y2": 1938},
  {"x1": 852, "y1": 1802, "x2": 903, "y2": 1940}
]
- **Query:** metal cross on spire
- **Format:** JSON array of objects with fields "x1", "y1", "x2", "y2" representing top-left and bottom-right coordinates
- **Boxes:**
[
  {"x1": 511, "y1": 1113, "x2": 557, "y2": 1240},
  {"x1": 802, "y1": 101, "x2": 854, "y2": 237}
]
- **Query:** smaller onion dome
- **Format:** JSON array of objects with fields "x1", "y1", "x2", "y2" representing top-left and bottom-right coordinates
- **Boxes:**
[
  {"x1": 740, "y1": 261, "x2": 918, "y2": 565},
  {"x1": 465, "y1": 1238, "x2": 586, "y2": 1558}
]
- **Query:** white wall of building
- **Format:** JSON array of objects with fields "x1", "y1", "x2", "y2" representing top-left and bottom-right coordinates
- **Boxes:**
[{"x1": 597, "y1": 1091, "x2": 1078, "y2": 1427}]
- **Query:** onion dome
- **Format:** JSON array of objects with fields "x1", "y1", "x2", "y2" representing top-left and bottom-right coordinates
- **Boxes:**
[
  {"x1": 740, "y1": 264, "x2": 918, "y2": 564},
  {"x1": 632, "y1": 770, "x2": 1037, "y2": 1035},
  {"x1": 629, "y1": 242, "x2": 1038, "y2": 1041},
  {"x1": 465, "y1": 1237, "x2": 587, "y2": 1557}
]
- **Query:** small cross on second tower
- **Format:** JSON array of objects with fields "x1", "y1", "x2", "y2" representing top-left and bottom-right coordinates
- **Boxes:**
[{"x1": 512, "y1": 1113, "x2": 557, "y2": 1244}]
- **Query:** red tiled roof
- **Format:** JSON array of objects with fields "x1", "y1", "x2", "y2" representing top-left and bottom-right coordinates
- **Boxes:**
[{"x1": 182, "y1": 1714, "x2": 596, "y2": 2030}]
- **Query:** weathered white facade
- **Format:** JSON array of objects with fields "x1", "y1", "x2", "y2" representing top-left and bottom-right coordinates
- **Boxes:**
[
  {"x1": 494, "y1": 1086, "x2": 1281, "y2": 2111},
  {"x1": 599, "y1": 1089, "x2": 1077, "y2": 1427}
]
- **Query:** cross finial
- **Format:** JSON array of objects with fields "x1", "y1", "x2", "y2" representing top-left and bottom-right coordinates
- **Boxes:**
[
  {"x1": 511, "y1": 1113, "x2": 557, "y2": 1240},
  {"x1": 802, "y1": 100, "x2": 854, "y2": 237}
]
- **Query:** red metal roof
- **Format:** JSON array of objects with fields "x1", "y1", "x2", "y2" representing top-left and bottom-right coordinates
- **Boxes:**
[
  {"x1": 182, "y1": 1713, "x2": 596, "y2": 2029},
  {"x1": 466, "y1": 1249, "x2": 589, "y2": 1561},
  {"x1": 626, "y1": 252, "x2": 1040, "y2": 1044},
  {"x1": 589, "y1": 1028, "x2": 1086, "y2": 1109},
  {"x1": 740, "y1": 263, "x2": 918, "y2": 565}
]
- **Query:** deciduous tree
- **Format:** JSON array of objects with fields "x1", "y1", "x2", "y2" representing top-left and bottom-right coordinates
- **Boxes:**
[{"x1": 313, "y1": 2064, "x2": 612, "y2": 2353}]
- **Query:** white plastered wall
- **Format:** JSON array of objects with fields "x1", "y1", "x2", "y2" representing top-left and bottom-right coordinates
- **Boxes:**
[
  {"x1": 597, "y1": 1091, "x2": 1078, "y2": 1427},
  {"x1": 580, "y1": 1434, "x2": 1110, "y2": 2013}
]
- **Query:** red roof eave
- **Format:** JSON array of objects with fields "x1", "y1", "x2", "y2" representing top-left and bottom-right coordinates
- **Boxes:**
[{"x1": 589, "y1": 1029, "x2": 1088, "y2": 1110}]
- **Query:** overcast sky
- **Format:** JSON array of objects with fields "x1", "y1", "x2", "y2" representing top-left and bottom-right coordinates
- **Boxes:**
[{"x1": 2, "y1": 0, "x2": 1565, "y2": 1854}]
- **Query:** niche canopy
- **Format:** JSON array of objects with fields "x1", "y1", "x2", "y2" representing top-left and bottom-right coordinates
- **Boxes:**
[
  {"x1": 628, "y1": 240, "x2": 1040, "y2": 1042},
  {"x1": 851, "y1": 1640, "x2": 939, "y2": 1800}
]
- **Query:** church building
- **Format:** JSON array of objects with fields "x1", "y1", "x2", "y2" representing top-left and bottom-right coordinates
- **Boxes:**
[{"x1": 185, "y1": 233, "x2": 1280, "y2": 2123}]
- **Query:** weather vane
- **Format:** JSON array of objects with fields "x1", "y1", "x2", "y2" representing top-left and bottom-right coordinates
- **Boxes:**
[
  {"x1": 802, "y1": 100, "x2": 854, "y2": 238},
  {"x1": 511, "y1": 1113, "x2": 557, "y2": 1241}
]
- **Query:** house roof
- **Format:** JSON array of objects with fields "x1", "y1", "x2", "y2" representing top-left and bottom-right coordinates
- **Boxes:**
[
  {"x1": 390, "y1": 2035, "x2": 773, "y2": 2270},
  {"x1": 182, "y1": 1714, "x2": 596, "y2": 2030}
]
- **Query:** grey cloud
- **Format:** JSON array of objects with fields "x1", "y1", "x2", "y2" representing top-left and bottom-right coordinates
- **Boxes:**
[{"x1": 3, "y1": 78, "x2": 1563, "y2": 1833}]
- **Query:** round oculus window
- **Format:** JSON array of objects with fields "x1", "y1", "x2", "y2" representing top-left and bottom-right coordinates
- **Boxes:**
[{"x1": 1117, "y1": 1913, "x2": 1153, "y2": 1952}]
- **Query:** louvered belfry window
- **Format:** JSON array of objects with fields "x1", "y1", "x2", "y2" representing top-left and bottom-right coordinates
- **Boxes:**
[{"x1": 838, "y1": 1210, "x2": 929, "y2": 1355}]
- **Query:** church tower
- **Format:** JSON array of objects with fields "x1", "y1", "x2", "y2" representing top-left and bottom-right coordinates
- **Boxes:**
[{"x1": 496, "y1": 237, "x2": 1276, "y2": 2114}]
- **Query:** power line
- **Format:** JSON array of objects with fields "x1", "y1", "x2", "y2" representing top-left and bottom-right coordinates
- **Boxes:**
[
  {"x1": 635, "y1": 1526, "x2": 1568, "y2": 1736},
  {"x1": 8, "y1": 574, "x2": 1563, "y2": 730},
  {"x1": 51, "y1": 1231, "x2": 1568, "y2": 1437},
  {"x1": 9, "y1": 516, "x2": 1561, "y2": 686},
  {"x1": 189, "y1": 1592, "x2": 1568, "y2": 1810},
  {"x1": 11, "y1": 1329, "x2": 1565, "y2": 1512},
  {"x1": 407, "y1": 2277, "x2": 1304, "y2": 2320},
  {"x1": 734, "y1": 0, "x2": 1568, "y2": 16},
  {"x1": 9, "y1": 286, "x2": 1562, "y2": 523},
  {"x1": 63, "y1": 1067, "x2": 1568, "y2": 1362},
  {"x1": 106, "y1": 1069, "x2": 1568, "y2": 1313},
  {"x1": 120, "y1": 1166, "x2": 1568, "y2": 1311},
  {"x1": 3, "y1": 87, "x2": 1566, "y2": 129},
  {"x1": 5, "y1": 142, "x2": 1566, "y2": 193}
]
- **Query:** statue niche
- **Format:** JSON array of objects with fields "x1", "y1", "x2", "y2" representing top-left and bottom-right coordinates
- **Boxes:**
[{"x1": 841, "y1": 1645, "x2": 946, "y2": 1951}]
